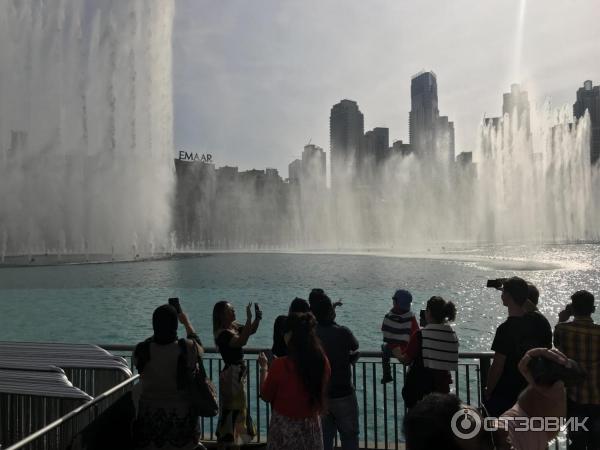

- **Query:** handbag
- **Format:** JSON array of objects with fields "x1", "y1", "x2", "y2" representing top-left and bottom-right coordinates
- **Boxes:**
[
  {"x1": 178, "y1": 339, "x2": 219, "y2": 417},
  {"x1": 402, "y1": 361, "x2": 434, "y2": 408}
]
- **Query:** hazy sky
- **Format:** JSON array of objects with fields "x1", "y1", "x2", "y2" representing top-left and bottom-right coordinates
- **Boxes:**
[{"x1": 172, "y1": 0, "x2": 600, "y2": 176}]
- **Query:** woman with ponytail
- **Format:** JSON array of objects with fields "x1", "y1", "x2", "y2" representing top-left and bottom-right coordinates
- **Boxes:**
[
  {"x1": 399, "y1": 296, "x2": 459, "y2": 409},
  {"x1": 258, "y1": 312, "x2": 331, "y2": 449}
]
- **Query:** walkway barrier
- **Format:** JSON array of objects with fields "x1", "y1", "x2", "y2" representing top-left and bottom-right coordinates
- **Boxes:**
[
  {"x1": 3, "y1": 375, "x2": 138, "y2": 450},
  {"x1": 0, "y1": 342, "x2": 132, "y2": 396},
  {"x1": 103, "y1": 345, "x2": 566, "y2": 450},
  {"x1": 0, "y1": 366, "x2": 93, "y2": 448},
  {"x1": 0, "y1": 342, "x2": 133, "y2": 448},
  {"x1": 5, "y1": 345, "x2": 567, "y2": 450}
]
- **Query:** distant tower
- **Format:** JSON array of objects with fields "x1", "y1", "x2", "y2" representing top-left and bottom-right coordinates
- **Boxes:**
[
  {"x1": 363, "y1": 127, "x2": 389, "y2": 166},
  {"x1": 301, "y1": 144, "x2": 327, "y2": 188},
  {"x1": 573, "y1": 80, "x2": 600, "y2": 164},
  {"x1": 437, "y1": 116, "x2": 455, "y2": 163},
  {"x1": 330, "y1": 99, "x2": 364, "y2": 192},
  {"x1": 288, "y1": 159, "x2": 302, "y2": 184},
  {"x1": 502, "y1": 83, "x2": 530, "y2": 134},
  {"x1": 409, "y1": 71, "x2": 439, "y2": 157}
]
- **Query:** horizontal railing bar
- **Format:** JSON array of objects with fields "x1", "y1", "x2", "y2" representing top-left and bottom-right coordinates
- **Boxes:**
[
  {"x1": 99, "y1": 344, "x2": 493, "y2": 359},
  {"x1": 4, "y1": 374, "x2": 139, "y2": 450}
]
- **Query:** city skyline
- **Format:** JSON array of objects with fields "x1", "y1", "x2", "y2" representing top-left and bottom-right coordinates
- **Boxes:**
[
  {"x1": 173, "y1": 0, "x2": 600, "y2": 174},
  {"x1": 174, "y1": 76, "x2": 598, "y2": 183}
]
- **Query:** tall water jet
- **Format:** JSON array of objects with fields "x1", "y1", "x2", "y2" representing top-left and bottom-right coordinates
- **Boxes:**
[{"x1": 0, "y1": 0, "x2": 175, "y2": 257}]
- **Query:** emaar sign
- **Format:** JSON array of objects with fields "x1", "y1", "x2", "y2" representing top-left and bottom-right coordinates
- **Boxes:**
[{"x1": 178, "y1": 151, "x2": 213, "y2": 163}]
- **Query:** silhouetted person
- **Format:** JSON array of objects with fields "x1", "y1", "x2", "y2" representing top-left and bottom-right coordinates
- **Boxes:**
[
  {"x1": 527, "y1": 282, "x2": 540, "y2": 307},
  {"x1": 554, "y1": 290, "x2": 600, "y2": 450},
  {"x1": 271, "y1": 297, "x2": 310, "y2": 357},
  {"x1": 259, "y1": 313, "x2": 330, "y2": 449},
  {"x1": 213, "y1": 301, "x2": 262, "y2": 449},
  {"x1": 310, "y1": 289, "x2": 359, "y2": 450},
  {"x1": 380, "y1": 289, "x2": 419, "y2": 383},
  {"x1": 398, "y1": 296, "x2": 458, "y2": 408},
  {"x1": 132, "y1": 304, "x2": 205, "y2": 450},
  {"x1": 484, "y1": 276, "x2": 552, "y2": 417}
]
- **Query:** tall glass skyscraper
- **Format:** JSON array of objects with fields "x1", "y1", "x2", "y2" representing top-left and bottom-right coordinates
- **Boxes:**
[
  {"x1": 330, "y1": 99, "x2": 364, "y2": 192},
  {"x1": 409, "y1": 71, "x2": 454, "y2": 162},
  {"x1": 574, "y1": 80, "x2": 600, "y2": 164}
]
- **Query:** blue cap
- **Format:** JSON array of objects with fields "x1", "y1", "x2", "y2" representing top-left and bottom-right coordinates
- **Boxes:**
[{"x1": 392, "y1": 289, "x2": 413, "y2": 309}]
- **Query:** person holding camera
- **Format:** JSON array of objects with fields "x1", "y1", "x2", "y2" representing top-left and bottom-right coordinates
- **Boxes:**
[
  {"x1": 212, "y1": 301, "x2": 262, "y2": 449},
  {"x1": 398, "y1": 296, "x2": 459, "y2": 409},
  {"x1": 132, "y1": 301, "x2": 206, "y2": 450},
  {"x1": 554, "y1": 290, "x2": 600, "y2": 450},
  {"x1": 484, "y1": 276, "x2": 552, "y2": 417}
]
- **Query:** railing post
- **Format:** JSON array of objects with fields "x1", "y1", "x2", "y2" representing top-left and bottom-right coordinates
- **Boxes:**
[{"x1": 478, "y1": 355, "x2": 491, "y2": 405}]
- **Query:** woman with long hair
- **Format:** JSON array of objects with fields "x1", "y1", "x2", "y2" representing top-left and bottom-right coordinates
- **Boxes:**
[
  {"x1": 399, "y1": 296, "x2": 459, "y2": 409},
  {"x1": 213, "y1": 300, "x2": 262, "y2": 449},
  {"x1": 258, "y1": 312, "x2": 331, "y2": 450},
  {"x1": 271, "y1": 297, "x2": 310, "y2": 357},
  {"x1": 132, "y1": 303, "x2": 205, "y2": 450}
]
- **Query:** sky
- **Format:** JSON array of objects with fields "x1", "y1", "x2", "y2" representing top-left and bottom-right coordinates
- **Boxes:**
[{"x1": 172, "y1": 0, "x2": 600, "y2": 176}]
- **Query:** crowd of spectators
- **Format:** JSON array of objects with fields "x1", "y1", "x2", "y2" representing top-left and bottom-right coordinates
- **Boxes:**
[{"x1": 130, "y1": 277, "x2": 599, "y2": 450}]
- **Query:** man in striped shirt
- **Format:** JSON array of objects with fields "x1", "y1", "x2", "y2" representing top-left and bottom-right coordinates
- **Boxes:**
[
  {"x1": 380, "y1": 289, "x2": 419, "y2": 383},
  {"x1": 554, "y1": 290, "x2": 600, "y2": 450}
]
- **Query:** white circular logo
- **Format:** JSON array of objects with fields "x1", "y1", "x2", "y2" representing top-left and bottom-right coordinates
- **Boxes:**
[{"x1": 451, "y1": 408, "x2": 482, "y2": 439}]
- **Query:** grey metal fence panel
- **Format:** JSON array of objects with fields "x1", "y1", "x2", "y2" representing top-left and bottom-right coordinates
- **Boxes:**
[
  {"x1": 0, "y1": 342, "x2": 132, "y2": 396},
  {"x1": 4, "y1": 375, "x2": 139, "y2": 450}
]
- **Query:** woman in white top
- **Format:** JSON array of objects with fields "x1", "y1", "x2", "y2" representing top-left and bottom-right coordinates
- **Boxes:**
[{"x1": 399, "y1": 296, "x2": 459, "y2": 408}]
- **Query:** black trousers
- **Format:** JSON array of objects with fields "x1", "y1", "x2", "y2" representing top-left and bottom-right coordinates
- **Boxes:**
[{"x1": 567, "y1": 399, "x2": 600, "y2": 450}]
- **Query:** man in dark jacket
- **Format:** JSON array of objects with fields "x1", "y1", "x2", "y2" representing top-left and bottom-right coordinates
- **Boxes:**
[{"x1": 309, "y1": 289, "x2": 359, "y2": 450}]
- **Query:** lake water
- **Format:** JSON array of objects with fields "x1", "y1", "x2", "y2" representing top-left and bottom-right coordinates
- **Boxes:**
[{"x1": 1, "y1": 244, "x2": 599, "y2": 352}]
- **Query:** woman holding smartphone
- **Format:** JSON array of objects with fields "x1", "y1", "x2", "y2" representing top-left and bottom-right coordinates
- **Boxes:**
[{"x1": 212, "y1": 301, "x2": 262, "y2": 449}]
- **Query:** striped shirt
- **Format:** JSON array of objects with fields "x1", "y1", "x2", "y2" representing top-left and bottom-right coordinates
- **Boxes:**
[
  {"x1": 554, "y1": 318, "x2": 600, "y2": 405},
  {"x1": 381, "y1": 310, "x2": 418, "y2": 345},
  {"x1": 421, "y1": 324, "x2": 459, "y2": 371}
]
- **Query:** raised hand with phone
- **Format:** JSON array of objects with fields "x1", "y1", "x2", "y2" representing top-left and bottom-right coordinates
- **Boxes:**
[
  {"x1": 213, "y1": 300, "x2": 262, "y2": 445},
  {"x1": 168, "y1": 297, "x2": 202, "y2": 348}
]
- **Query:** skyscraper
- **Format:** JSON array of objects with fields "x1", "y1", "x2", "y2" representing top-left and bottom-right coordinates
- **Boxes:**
[
  {"x1": 363, "y1": 127, "x2": 390, "y2": 165},
  {"x1": 409, "y1": 71, "x2": 439, "y2": 157},
  {"x1": 301, "y1": 144, "x2": 327, "y2": 188},
  {"x1": 437, "y1": 116, "x2": 455, "y2": 163},
  {"x1": 288, "y1": 159, "x2": 302, "y2": 184},
  {"x1": 573, "y1": 80, "x2": 600, "y2": 164},
  {"x1": 330, "y1": 99, "x2": 364, "y2": 192},
  {"x1": 502, "y1": 83, "x2": 530, "y2": 134}
]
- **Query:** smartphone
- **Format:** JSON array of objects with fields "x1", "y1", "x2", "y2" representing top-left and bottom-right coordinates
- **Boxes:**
[
  {"x1": 419, "y1": 309, "x2": 427, "y2": 327},
  {"x1": 168, "y1": 297, "x2": 182, "y2": 314},
  {"x1": 254, "y1": 303, "x2": 262, "y2": 319}
]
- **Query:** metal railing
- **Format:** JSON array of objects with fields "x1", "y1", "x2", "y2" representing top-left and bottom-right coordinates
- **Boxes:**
[
  {"x1": 102, "y1": 345, "x2": 564, "y2": 449},
  {"x1": 5, "y1": 346, "x2": 566, "y2": 450},
  {"x1": 4, "y1": 374, "x2": 139, "y2": 450}
]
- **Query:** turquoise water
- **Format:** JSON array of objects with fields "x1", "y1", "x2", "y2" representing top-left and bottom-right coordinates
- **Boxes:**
[{"x1": 1, "y1": 245, "x2": 599, "y2": 351}]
